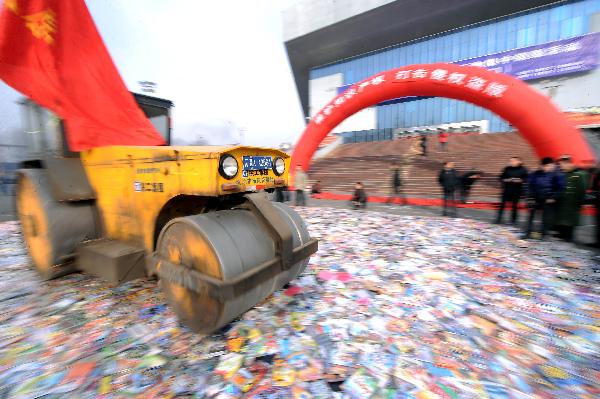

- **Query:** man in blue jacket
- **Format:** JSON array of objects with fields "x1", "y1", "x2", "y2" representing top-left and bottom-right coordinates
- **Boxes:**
[{"x1": 522, "y1": 157, "x2": 564, "y2": 239}]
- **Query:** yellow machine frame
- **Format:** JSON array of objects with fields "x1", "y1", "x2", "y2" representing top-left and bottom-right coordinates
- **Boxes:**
[{"x1": 81, "y1": 145, "x2": 290, "y2": 251}]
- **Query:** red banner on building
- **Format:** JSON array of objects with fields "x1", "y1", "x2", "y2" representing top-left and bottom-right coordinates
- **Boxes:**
[{"x1": 565, "y1": 110, "x2": 600, "y2": 127}]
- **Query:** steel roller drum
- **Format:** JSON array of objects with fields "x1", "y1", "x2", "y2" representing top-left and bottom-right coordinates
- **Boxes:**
[
  {"x1": 16, "y1": 169, "x2": 98, "y2": 279},
  {"x1": 157, "y1": 202, "x2": 310, "y2": 333}
]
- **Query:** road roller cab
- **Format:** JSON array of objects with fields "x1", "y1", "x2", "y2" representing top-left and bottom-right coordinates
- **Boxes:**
[{"x1": 16, "y1": 98, "x2": 317, "y2": 334}]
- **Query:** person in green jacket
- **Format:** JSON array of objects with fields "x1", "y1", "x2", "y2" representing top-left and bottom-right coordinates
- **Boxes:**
[{"x1": 555, "y1": 155, "x2": 588, "y2": 242}]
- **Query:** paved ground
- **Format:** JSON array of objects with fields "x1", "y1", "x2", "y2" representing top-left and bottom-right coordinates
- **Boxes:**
[
  {"x1": 0, "y1": 194, "x2": 15, "y2": 222},
  {"x1": 3, "y1": 190, "x2": 598, "y2": 251},
  {"x1": 1, "y1": 206, "x2": 598, "y2": 398},
  {"x1": 298, "y1": 196, "x2": 600, "y2": 251}
]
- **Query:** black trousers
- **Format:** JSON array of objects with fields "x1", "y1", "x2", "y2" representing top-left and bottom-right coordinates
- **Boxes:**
[
  {"x1": 461, "y1": 186, "x2": 472, "y2": 203},
  {"x1": 295, "y1": 190, "x2": 306, "y2": 206},
  {"x1": 274, "y1": 187, "x2": 284, "y2": 202},
  {"x1": 524, "y1": 199, "x2": 554, "y2": 237},
  {"x1": 556, "y1": 225, "x2": 575, "y2": 242},
  {"x1": 351, "y1": 200, "x2": 367, "y2": 209},
  {"x1": 443, "y1": 190, "x2": 457, "y2": 216},
  {"x1": 496, "y1": 192, "x2": 520, "y2": 224},
  {"x1": 595, "y1": 202, "x2": 600, "y2": 245}
]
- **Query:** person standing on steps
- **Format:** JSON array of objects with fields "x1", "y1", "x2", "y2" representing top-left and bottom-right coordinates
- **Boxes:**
[
  {"x1": 294, "y1": 165, "x2": 308, "y2": 206},
  {"x1": 521, "y1": 157, "x2": 563, "y2": 240},
  {"x1": 389, "y1": 162, "x2": 405, "y2": 205},
  {"x1": 438, "y1": 130, "x2": 449, "y2": 152},
  {"x1": 420, "y1": 134, "x2": 428, "y2": 157},
  {"x1": 554, "y1": 155, "x2": 588, "y2": 242},
  {"x1": 438, "y1": 161, "x2": 460, "y2": 217},
  {"x1": 495, "y1": 157, "x2": 528, "y2": 225}
]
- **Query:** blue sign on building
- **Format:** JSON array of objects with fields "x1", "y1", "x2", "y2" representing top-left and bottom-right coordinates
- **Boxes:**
[
  {"x1": 338, "y1": 32, "x2": 600, "y2": 97},
  {"x1": 457, "y1": 32, "x2": 600, "y2": 81}
]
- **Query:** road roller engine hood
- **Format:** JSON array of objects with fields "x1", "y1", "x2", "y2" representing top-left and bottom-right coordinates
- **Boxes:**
[{"x1": 80, "y1": 145, "x2": 291, "y2": 196}]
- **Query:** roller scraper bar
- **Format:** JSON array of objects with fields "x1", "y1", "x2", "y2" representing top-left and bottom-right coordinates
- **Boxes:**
[{"x1": 242, "y1": 193, "x2": 296, "y2": 270}]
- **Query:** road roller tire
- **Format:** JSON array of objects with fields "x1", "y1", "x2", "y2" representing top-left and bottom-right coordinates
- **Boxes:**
[
  {"x1": 16, "y1": 169, "x2": 98, "y2": 280},
  {"x1": 156, "y1": 203, "x2": 311, "y2": 334}
]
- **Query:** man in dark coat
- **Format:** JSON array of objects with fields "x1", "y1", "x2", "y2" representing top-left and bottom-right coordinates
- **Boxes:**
[
  {"x1": 495, "y1": 157, "x2": 528, "y2": 225},
  {"x1": 438, "y1": 161, "x2": 460, "y2": 217},
  {"x1": 555, "y1": 155, "x2": 588, "y2": 242},
  {"x1": 522, "y1": 157, "x2": 564, "y2": 239}
]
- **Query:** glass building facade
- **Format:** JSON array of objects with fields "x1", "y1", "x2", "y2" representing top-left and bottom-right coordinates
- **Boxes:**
[{"x1": 309, "y1": 0, "x2": 600, "y2": 140}]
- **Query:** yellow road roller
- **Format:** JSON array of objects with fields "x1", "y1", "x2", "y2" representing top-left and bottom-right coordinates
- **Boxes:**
[{"x1": 15, "y1": 97, "x2": 317, "y2": 334}]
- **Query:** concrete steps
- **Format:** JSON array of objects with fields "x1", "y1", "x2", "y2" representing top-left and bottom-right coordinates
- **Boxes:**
[{"x1": 308, "y1": 132, "x2": 539, "y2": 199}]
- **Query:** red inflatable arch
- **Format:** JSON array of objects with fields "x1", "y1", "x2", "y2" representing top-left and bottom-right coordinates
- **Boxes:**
[{"x1": 292, "y1": 63, "x2": 596, "y2": 172}]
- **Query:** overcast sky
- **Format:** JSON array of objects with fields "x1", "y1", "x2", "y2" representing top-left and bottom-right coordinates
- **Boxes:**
[{"x1": 0, "y1": 0, "x2": 305, "y2": 147}]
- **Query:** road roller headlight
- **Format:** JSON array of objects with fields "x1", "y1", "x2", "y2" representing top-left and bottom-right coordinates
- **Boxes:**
[
  {"x1": 219, "y1": 154, "x2": 238, "y2": 179},
  {"x1": 273, "y1": 157, "x2": 285, "y2": 176}
]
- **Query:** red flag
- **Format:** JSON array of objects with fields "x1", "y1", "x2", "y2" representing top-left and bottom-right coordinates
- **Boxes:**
[{"x1": 0, "y1": 0, "x2": 165, "y2": 150}]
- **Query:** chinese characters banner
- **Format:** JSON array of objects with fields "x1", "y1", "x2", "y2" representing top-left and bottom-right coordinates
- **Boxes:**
[{"x1": 293, "y1": 62, "x2": 596, "y2": 170}]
